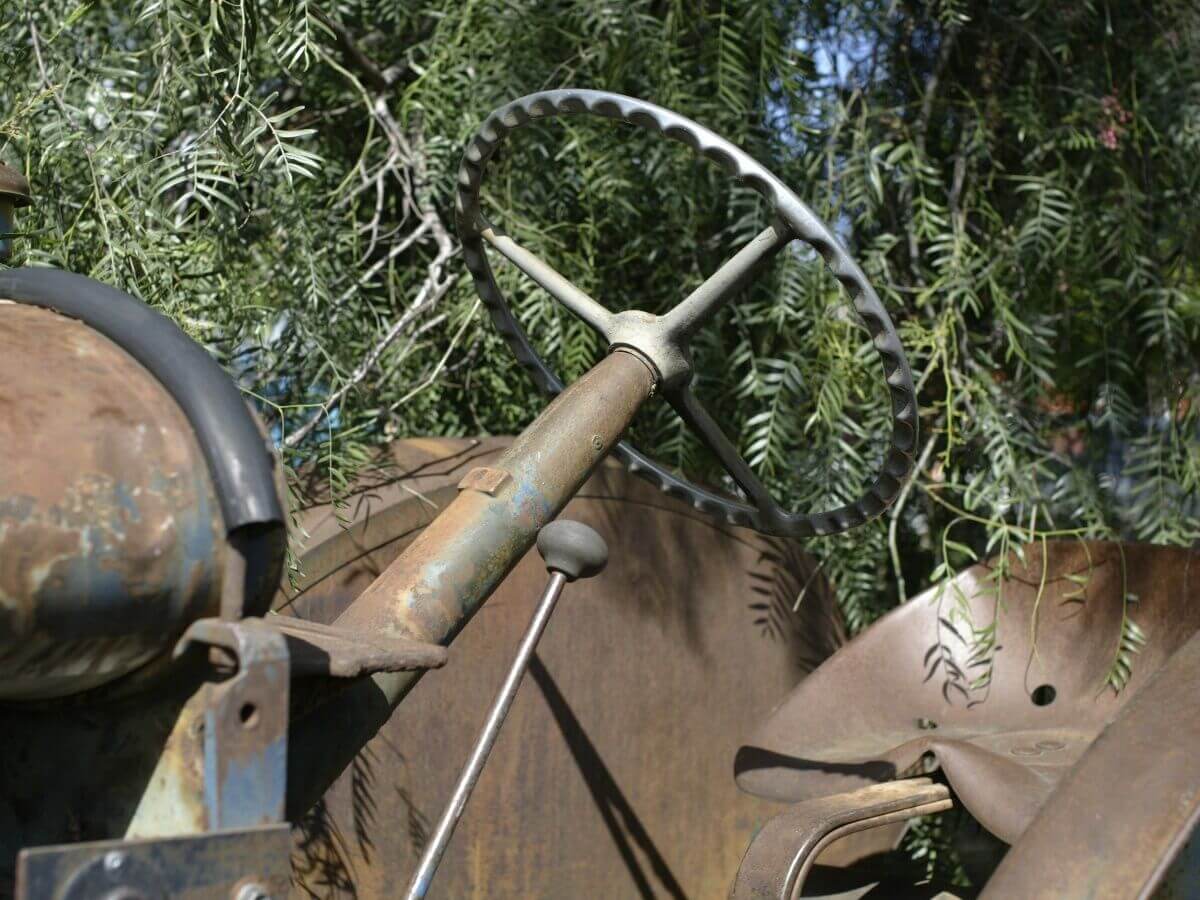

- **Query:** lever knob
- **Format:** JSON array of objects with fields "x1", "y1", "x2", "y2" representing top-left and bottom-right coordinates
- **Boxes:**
[{"x1": 537, "y1": 519, "x2": 608, "y2": 581}]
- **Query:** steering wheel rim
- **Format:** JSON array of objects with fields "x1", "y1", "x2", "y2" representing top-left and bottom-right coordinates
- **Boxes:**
[{"x1": 456, "y1": 89, "x2": 917, "y2": 538}]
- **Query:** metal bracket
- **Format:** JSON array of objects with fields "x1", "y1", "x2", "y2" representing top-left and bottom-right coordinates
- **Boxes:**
[
  {"x1": 16, "y1": 824, "x2": 291, "y2": 900},
  {"x1": 14, "y1": 623, "x2": 297, "y2": 898},
  {"x1": 730, "y1": 778, "x2": 952, "y2": 899},
  {"x1": 457, "y1": 466, "x2": 512, "y2": 496},
  {"x1": 267, "y1": 614, "x2": 447, "y2": 678},
  {"x1": 174, "y1": 618, "x2": 290, "y2": 830}
]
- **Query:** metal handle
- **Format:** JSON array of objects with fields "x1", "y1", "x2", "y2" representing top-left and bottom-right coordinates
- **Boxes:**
[{"x1": 403, "y1": 521, "x2": 608, "y2": 898}]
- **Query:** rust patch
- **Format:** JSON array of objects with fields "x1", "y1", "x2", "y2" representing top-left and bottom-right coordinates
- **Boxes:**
[
  {"x1": 456, "y1": 467, "x2": 511, "y2": 496},
  {"x1": 0, "y1": 304, "x2": 225, "y2": 699}
]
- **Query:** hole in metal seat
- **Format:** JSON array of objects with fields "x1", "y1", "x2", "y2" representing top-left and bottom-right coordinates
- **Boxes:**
[{"x1": 1030, "y1": 684, "x2": 1056, "y2": 706}]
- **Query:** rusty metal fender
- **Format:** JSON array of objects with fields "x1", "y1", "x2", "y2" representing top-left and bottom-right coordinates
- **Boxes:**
[{"x1": 0, "y1": 304, "x2": 227, "y2": 699}]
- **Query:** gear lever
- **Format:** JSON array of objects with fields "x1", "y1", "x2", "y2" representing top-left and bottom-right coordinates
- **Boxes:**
[{"x1": 404, "y1": 518, "x2": 609, "y2": 898}]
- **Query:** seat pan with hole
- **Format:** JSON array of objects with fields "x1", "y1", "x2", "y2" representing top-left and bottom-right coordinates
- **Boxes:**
[{"x1": 734, "y1": 540, "x2": 1200, "y2": 843}]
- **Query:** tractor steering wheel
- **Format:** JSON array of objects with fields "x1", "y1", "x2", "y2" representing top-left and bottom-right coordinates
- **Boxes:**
[{"x1": 456, "y1": 89, "x2": 917, "y2": 538}]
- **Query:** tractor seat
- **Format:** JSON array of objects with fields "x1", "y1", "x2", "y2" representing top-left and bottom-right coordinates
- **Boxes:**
[{"x1": 734, "y1": 540, "x2": 1200, "y2": 843}]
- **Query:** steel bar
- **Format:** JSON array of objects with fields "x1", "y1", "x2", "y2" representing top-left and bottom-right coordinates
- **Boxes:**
[
  {"x1": 730, "y1": 779, "x2": 952, "y2": 900},
  {"x1": 404, "y1": 571, "x2": 568, "y2": 899},
  {"x1": 329, "y1": 350, "x2": 651, "y2": 666},
  {"x1": 480, "y1": 225, "x2": 614, "y2": 335},
  {"x1": 664, "y1": 222, "x2": 791, "y2": 337}
]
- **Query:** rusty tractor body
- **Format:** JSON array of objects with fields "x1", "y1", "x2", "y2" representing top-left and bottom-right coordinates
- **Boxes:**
[{"x1": 1, "y1": 89, "x2": 1198, "y2": 899}]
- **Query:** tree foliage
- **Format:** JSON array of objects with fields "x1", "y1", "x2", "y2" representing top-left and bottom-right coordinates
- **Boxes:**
[{"x1": 3, "y1": 0, "x2": 1199, "y2": 648}]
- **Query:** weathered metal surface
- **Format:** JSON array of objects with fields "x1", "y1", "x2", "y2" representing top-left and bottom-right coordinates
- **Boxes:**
[
  {"x1": 0, "y1": 617, "x2": 294, "y2": 890},
  {"x1": 334, "y1": 350, "x2": 654, "y2": 646},
  {"x1": 268, "y1": 615, "x2": 447, "y2": 678},
  {"x1": 456, "y1": 89, "x2": 918, "y2": 538},
  {"x1": 736, "y1": 541, "x2": 1200, "y2": 846},
  {"x1": 179, "y1": 619, "x2": 290, "y2": 831},
  {"x1": 0, "y1": 267, "x2": 287, "y2": 552},
  {"x1": 16, "y1": 823, "x2": 291, "y2": 900},
  {"x1": 0, "y1": 434, "x2": 841, "y2": 898},
  {"x1": 456, "y1": 467, "x2": 511, "y2": 496},
  {"x1": 0, "y1": 682, "x2": 198, "y2": 896},
  {"x1": 729, "y1": 779, "x2": 952, "y2": 900},
  {"x1": 126, "y1": 618, "x2": 291, "y2": 839},
  {"x1": 0, "y1": 303, "x2": 226, "y2": 700},
  {"x1": 280, "y1": 437, "x2": 845, "y2": 898},
  {"x1": 980, "y1": 629, "x2": 1200, "y2": 899}
]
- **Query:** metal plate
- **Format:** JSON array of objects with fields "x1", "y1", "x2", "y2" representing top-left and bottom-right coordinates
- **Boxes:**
[{"x1": 16, "y1": 824, "x2": 290, "y2": 900}]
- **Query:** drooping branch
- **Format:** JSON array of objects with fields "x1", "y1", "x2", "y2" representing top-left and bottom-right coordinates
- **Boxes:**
[
  {"x1": 284, "y1": 197, "x2": 455, "y2": 449},
  {"x1": 312, "y1": 6, "x2": 402, "y2": 92},
  {"x1": 902, "y1": 22, "x2": 961, "y2": 285}
]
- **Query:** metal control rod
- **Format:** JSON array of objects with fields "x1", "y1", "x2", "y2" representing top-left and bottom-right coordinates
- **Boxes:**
[{"x1": 404, "y1": 519, "x2": 608, "y2": 899}]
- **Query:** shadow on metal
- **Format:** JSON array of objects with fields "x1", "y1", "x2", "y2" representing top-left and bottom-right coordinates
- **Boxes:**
[{"x1": 528, "y1": 654, "x2": 686, "y2": 899}]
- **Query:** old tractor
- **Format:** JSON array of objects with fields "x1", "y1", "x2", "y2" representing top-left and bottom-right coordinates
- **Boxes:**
[{"x1": 1, "y1": 91, "x2": 1197, "y2": 898}]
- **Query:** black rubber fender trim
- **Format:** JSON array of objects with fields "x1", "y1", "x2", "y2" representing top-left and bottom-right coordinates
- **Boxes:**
[{"x1": 0, "y1": 266, "x2": 285, "y2": 533}]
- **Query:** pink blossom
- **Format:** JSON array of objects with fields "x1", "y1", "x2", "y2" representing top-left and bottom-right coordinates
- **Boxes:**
[{"x1": 1096, "y1": 93, "x2": 1129, "y2": 151}]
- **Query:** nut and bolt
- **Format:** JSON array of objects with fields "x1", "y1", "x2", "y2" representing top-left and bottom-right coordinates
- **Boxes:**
[{"x1": 0, "y1": 162, "x2": 32, "y2": 262}]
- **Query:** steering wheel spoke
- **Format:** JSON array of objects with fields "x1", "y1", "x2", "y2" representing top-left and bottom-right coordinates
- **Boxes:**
[
  {"x1": 666, "y1": 385, "x2": 780, "y2": 518},
  {"x1": 480, "y1": 223, "x2": 615, "y2": 337},
  {"x1": 664, "y1": 220, "x2": 793, "y2": 339}
]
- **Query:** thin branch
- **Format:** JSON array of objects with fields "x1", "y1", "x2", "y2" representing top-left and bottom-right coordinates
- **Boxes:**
[
  {"x1": 389, "y1": 299, "x2": 480, "y2": 409},
  {"x1": 284, "y1": 135, "x2": 456, "y2": 451},
  {"x1": 283, "y1": 246, "x2": 454, "y2": 447},
  {"x1": 27, "y1": 13, "x2": 73, "y2": 121},
  {"x1": 889, "y1": 432, "x2": 938, "y2": 604},
  {"x1": 336, "y1": 218, "x2": 431, "y2": 306},
  {"x1": 312, "y1": 6, "x2": 399, "y2": 93}
]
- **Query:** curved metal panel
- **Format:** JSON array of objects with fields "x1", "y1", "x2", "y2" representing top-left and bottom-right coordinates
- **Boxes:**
[
  {"x1": 0, "y1": 268, "x2": 284, "y2": 536},
  {"x1": 0, "y1": 304, "x2": 225, "y2": 698}
]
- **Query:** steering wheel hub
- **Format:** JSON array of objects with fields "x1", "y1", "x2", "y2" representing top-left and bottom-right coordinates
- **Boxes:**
[{"x1": 605, "y1": 309, "x2": 691, "y2": 390}]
